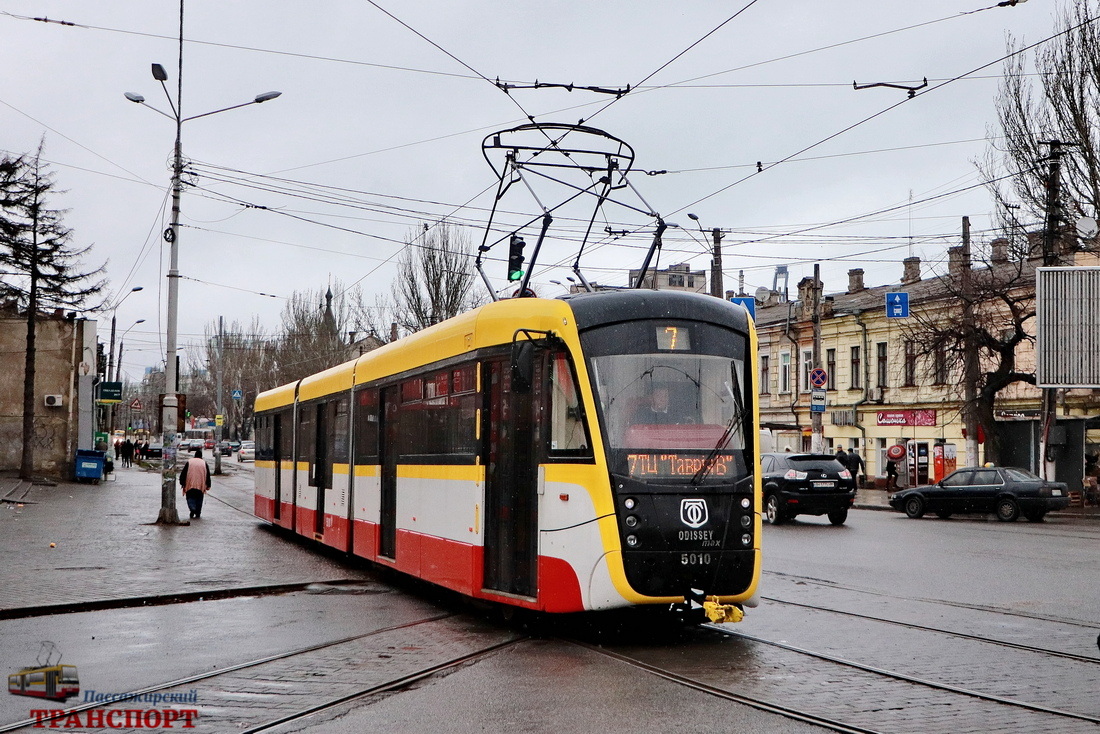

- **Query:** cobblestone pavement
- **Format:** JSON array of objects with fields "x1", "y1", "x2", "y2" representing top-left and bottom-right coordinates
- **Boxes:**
[{"x1": 0, "y1": 463, "x2": 369, "y2": 614}]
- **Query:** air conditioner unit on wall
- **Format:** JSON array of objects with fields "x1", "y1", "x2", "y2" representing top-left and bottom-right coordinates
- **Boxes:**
[{"x1": 44, "y1": 394, "x2": 64, "y2": 408}]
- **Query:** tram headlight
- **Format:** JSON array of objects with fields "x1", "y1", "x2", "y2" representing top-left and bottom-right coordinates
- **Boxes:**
[
  {"x1": 740, "y1": 497, "x2": 751, "y2": 509},
  {"x1": 625, "y1": 534, "x2": 639, "y2": 547},
  {"x1": 741, "y1": 533, "x2": 752, "y2": 546},
  {"x1": 625, "y1": 515, "x2": 639, "y2": 528},
  {"x1": 740, "y1": 515, "x2": 752, "y2": 528},
  {"x1": 624, "y1": 497, "x2": 637, "y2": 510}
]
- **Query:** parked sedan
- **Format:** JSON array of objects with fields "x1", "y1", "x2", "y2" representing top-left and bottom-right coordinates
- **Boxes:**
[
  {"x1": 889, "y1": 466, "x2": 1070, "y2": 522},
  {"x1": 237, "y1": 441, "x2": 255, "y2": 462},
  {"x1": 760, "y1": 453, "x2": 856, "y2": 525}
]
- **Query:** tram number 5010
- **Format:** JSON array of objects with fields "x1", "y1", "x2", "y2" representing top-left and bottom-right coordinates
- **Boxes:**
[{"x1": 681, "y1": 553, "x2": 712, "y2": 566}]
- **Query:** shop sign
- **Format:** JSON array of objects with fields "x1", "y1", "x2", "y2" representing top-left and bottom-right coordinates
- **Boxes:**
[{"x1": 876, "y1": 409, "x2": 936, "y2": 426}]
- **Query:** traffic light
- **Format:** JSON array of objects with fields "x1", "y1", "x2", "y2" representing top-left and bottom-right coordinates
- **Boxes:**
[{"x1": 507, "y1": 234, "x2": 526, "y2": 282}]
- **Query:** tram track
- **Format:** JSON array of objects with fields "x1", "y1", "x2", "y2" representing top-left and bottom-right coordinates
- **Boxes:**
[
  {"x1": 571, "y1": 639, "x2": 886, "y2": 734},
  {"x1": 707, "y1": 624, "x2": 1100, "y2": 729},
  {"x1": 762, "y1": 595, "x2": 1100, "y2": 664},
  {"x1": 763, "y1": 569, "x2": 1100, "y2": 630},
  {"x1": 0, "y1": 613, "x2": 463, "y2": 733},
  {"x1": 234, "y1": 636, "x2": 526, "y2": 733}
]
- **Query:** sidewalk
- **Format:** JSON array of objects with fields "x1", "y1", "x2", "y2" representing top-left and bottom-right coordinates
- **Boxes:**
[
  {"x1": 853, "y1": 486, "x2": 1100, "y2": 520},
  {"x1": 0, "y1": 463, "x2": 370, "y2": 615}
]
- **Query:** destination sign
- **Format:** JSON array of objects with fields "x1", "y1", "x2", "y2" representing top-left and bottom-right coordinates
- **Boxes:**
[{"x1": 627, "y1": 452, "x2": 734, "y2": 479}]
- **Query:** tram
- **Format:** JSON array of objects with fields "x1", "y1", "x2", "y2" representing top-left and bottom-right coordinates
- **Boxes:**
[
  {"x1": 253, "y1": 289, "x2": 760, "y2": 622},
  {"x1": 8, "y1": 664, "x2": 80, "y2": 701}
]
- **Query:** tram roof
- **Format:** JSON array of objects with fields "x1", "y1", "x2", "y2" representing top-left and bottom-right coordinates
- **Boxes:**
[
  {"x1": 351, "y1": 297, "x2": 575, "y2": 386},
  {"x1": 255, "y1": 380, "x2": 298, "y2": 412}
]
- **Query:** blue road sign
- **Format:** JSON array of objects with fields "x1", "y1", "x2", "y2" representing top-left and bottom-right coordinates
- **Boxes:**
[
  {"x1": 886, "y1": 292, "x2": 910, "y2": 319},
  {"x1": 231, "y1": 389, "x2": 244, "y2": 400},
  {"x1": 729, "y1": 296, "x2": 756, "y2": 320}
]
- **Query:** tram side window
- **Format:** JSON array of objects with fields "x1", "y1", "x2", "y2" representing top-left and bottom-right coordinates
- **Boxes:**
[
  {"x1": 256, "y1": 415, "x2": 274, "y2": 461},
  {"x1": 353, "y1": 388, "x2": 380, "y2": 465},
  {"x1": 277, "y1": 409, "x2": 293, "y2": 461},
  {"x1": 549, "y1": 351, "x2": 591, "y2": 457},
  {"x1": 298, "y1": 408, "x2": 315, "y2": 482},
  {"x1": 332, "y1": 397, "x2": 349, "y2": 464},
  {"x1": 395, "y1": 365, "x2": 478, "y2": 463}
]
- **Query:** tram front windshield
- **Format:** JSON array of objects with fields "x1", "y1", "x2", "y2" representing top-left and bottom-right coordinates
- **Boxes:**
[{"x1": 583, "y1": 321, "x2": 748, "y2": 483}]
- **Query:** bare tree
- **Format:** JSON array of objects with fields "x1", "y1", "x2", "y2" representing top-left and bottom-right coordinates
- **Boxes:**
[
  {"x1": 187, "y1": 317, "x2": 277, "y2": 441},
  {"x1": 390, "y1": 223, "x2": 483, "y2": 335},
  {"x1": 0, "y1": 144, "x2": 105, "y2": 479},
  {"x1": 903, "y1": 246, "x2": 1036, "y2": 465},
  {"x1": 273, "y1": 284, "x2": 351, "y2": 384},
  {"x1": 983, "y1": 0, "x2": 1100, "y2": 226}
]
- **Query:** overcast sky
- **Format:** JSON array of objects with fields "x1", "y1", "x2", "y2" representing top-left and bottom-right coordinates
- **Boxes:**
[{"x1": 0, "y1": 0, "x2": 1057, "y2": 380}]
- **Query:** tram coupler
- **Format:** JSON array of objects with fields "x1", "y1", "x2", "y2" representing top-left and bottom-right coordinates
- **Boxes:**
[
  {"x1": 702, "y1": 598, "x2": 744, "y2": 624},
  {"x1": 675, "y1": 589, "x2": 744, "y2": 624}
]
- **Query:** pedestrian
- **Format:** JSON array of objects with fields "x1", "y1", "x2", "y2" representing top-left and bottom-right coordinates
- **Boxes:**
[
  {"x1": 886, "y1": 458, "x2": 899, "y2": 490},
  {"x1": 121, "y1": 438, "x2": 134, "y2": 468},
  {"x1": 847, "y1": 449, "x2": 866, "y2": 486},
  {"x1": 180, "y1": 447, "x2": 211, "y2": 519}
]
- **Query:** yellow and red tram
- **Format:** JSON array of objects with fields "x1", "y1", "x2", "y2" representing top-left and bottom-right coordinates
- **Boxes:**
[
  {"x1": 253, "y1": 289, "x2": 760, "y2": 621},
  {"x1": 8, "y1": 665, "x2": 79, "y2": 701}
]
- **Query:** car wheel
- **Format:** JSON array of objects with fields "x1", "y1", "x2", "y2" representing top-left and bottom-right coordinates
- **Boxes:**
[
  {"x1": 827, "y1": 508, "x2": 848, "y2": 525},
  {"x1": 996, "y1": 497, "x2": 1020, "y2": 522},
  {"x1": 935, "y1": 510, "x2": 952, "y2": 519},
  {"x1": 1024, "y1": 511, "x2": 1046, "y2": 523},
  {"x1": 765, "y1": 494, "x2": 785, "y2": 525},
  {"x1": 904, "y1": 496, "x2": 925, "y2": 519}
]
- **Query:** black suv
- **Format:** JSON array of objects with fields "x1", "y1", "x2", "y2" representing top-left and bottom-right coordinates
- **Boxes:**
[{"x1": 760, "y1": 453, "x2": 856, "y2": 526}]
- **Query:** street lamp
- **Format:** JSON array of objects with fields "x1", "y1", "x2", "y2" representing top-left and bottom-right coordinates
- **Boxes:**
[
  {"x1": 115, "y1": 319, "x2": 146, "y2": 383},
  {"x1": 126, "y1": 62, "x2": 281, "y2": 525},
  {"x1": 688, "y1": 213, "x2": 724, "y2": 299},
  {"x1": 104, "y1": 286, "x2": 143, "y2": 437}
]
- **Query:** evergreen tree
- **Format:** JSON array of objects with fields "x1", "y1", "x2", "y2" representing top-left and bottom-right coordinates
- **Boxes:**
[{"x1": 0, "y1": 143, "x2": 105, "y2": 479}]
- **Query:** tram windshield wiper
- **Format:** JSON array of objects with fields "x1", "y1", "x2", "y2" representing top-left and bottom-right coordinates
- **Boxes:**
[{"x1": 690, "y1": 378, "x2": 745, "y2": 486}]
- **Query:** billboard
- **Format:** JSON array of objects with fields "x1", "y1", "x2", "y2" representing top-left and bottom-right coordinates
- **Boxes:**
[{"x1": 1036, "y1": 267, "x2": 1100, "y2": 388}]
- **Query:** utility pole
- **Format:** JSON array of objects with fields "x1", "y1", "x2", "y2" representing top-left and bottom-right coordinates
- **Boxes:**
[
  {"x1": 710, "y1": 227, "x2": 724, "y2": 299},
  {"x1": 960, "y1": 216, "x2": 980, "y2": 468},
  {"x1": 1039, "y1": 140, "x2": 1069, "y2": 480},
  {"x1": 811, "y1": 263, "x2": 823, "y2": 453},
  {"x1": 214, "y1": 316, "x2": 224, "y2": 476}
]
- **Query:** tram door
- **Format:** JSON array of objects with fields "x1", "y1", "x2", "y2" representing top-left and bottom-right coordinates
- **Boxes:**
[
  {"x1": 379, "y1": 387, "x2": 399, "y2": 559},
  {"x1": 483, "y1": 359, "x2": 538, "y2": 598},
  {"x1": 312, "y1": 404, "x2": 327, "y2": 537},
  {"x1": 272, "y1": 414, "x2": 282, "y2": 521}
]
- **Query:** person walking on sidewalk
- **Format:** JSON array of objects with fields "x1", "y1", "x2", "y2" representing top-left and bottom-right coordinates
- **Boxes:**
[
  {"x1": 180, "y1": 447, "x2": 211, "y2": 519},
  {"x1": 886, "y1": 458, "x2": 899, "y2": 490},
  {"x1": 847, "y1": 449, "x2": 867, "y2": 486}
]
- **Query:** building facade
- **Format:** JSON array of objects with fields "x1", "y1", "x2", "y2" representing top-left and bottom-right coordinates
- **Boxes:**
[
  {"x1": 0, "y1": 303, "x2": 98, "y2": 479},
  {"x1": 754, "y1": 247, "x2": 1100, "y2": 490}
]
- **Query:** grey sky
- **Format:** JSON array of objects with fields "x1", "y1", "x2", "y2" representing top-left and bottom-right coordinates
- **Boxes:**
[{"x1": 0, "y1": 0, "x2": 1055, "y2": 379}]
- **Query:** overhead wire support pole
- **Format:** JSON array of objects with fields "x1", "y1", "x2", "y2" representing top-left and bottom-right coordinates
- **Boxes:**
[{"x1": 1038, "y1": 139, "x2": 1072, "y2": 480}]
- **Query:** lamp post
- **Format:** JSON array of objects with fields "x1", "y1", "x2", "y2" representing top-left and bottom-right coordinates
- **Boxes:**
[
  {"x1": 105, "y1": 287, "x2": 143, "y2": 436},
  {"x1": 126, "y1": 63, "x2": 281, "y2": 525},
  {"x1": 113, "y1": 319, "x2": 146, "y2": 435},
  {"x1": 688, "y1": 213, "x2": 724, "y2": 299},
  {"x1": 114, "y1": 319, "x2": 146, "y2": 383}
]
